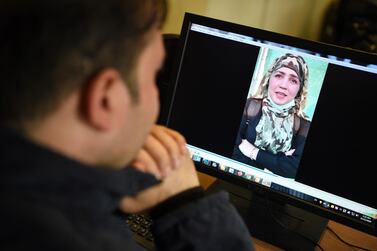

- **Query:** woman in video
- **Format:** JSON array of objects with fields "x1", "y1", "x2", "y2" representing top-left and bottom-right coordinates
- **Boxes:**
[{"x1": 232, "y1": 53, "x2": 310, "y2": 179}]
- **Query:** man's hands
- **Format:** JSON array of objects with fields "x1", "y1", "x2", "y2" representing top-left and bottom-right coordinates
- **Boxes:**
[
  {"x1": 120, "y1": 153, "x2": 199, "y2": 213},
  {"x1": 120, "y1": 125, "x2": 200, "y2": 213},
  {"x1": 130, "y1": 125, "x2": 188, "y2": 179}
]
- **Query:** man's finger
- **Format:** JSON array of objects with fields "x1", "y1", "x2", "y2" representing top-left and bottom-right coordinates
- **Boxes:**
[
  {"x1": 151, "y1": 126, "x2": 182, "y2": 169},
  {"x1": 144, "y1": 135, "x2": 172, "y2": 177},
  {"x1": 157, "y1": 126, "x2": 188, "y2": 155},
  {"x1": 132, "y1": 149, "x2": 161, "y2": 179}
]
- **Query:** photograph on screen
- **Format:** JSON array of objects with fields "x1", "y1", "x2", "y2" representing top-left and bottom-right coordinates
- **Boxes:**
[{"x1": 232, "y1": 48, "x2": 328, "y2": 179}]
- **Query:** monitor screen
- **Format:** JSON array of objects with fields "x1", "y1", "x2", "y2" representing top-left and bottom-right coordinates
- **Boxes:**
[{"x1": 166, "y1": 13, "x2": 377, "y2": 239}]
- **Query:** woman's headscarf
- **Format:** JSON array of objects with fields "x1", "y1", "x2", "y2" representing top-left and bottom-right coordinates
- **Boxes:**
[{"x1": 253, "y1": 53, "x2": 309, "y2": 154}]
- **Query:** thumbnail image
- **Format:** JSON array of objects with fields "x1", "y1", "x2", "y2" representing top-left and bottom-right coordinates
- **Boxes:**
[
  {"x1": 219, "y1": 164, "x2": 228, "y2": 172},
  {"x1": 202, "y1": 158, "x2": 211, "y2": 166},
  {"x1": 192, "y1": 155, "x2": 202, "y2": 162}
]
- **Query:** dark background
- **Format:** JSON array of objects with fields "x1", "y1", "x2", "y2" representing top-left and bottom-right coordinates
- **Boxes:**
[
  {"x1": 296, "y1": 64, "x2": 377, "y2": 208},
  {"x1": 168, "y1": 31, "x2": 259, "y2": 157}
]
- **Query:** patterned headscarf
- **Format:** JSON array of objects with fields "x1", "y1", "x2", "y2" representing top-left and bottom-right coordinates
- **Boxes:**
[{"x1": 254, "y1": 53, "x2": 309, "y2": 154}]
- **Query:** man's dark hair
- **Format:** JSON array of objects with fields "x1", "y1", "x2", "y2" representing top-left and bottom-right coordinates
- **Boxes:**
[{"x1": 0, "y1": 0, "x2": 167, "y2": 129}]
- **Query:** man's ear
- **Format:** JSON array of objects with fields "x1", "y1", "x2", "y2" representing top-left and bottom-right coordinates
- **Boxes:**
[{"x1": 81, "y1": 68, "x2": 129, "y2": 130}]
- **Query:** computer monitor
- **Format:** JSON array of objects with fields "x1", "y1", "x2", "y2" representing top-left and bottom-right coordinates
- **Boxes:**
[{"x1": 165, "y1": 13, "x2": 377, "y2": 249}]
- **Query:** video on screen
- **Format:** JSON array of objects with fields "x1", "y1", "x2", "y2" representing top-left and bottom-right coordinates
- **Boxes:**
[{"x1": 232, "y1": 48, "x2": 327, "y2": 179}]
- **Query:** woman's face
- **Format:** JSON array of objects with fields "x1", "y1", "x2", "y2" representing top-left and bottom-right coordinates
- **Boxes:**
[{"x1": 268, "y1": 67, "x2": 301, "y2": 105}]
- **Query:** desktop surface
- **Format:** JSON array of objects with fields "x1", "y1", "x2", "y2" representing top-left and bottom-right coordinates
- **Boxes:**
[{"x1": 197, "y1": 172, "x2": 377, "y2": 251}]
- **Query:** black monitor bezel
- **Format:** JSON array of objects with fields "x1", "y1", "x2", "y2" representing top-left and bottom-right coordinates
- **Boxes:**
[{"x1": 167, "y1": 12, "x2": 376, "y2": 236}]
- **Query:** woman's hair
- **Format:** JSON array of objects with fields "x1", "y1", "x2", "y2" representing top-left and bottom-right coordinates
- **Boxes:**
[{"x1": 254, "y1": 53, "x2": 309, "y2": 119}]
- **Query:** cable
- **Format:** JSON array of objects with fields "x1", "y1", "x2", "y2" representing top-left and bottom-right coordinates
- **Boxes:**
[
  {"x1": 326, "y1": 226, "x2": 372, "y2": 251},
  {"x1": 266, "y1": 198, "x2": 325, "y2": 251}
]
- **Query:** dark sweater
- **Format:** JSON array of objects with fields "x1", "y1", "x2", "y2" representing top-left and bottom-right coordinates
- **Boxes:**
[{"x1": 0, "y1": 128, "x2": 254, "y2": 251}]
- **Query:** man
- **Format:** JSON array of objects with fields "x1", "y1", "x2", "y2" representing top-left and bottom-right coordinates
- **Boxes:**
[{"x1": 0, "y1": 1, "x2": 254, "y2": 250}]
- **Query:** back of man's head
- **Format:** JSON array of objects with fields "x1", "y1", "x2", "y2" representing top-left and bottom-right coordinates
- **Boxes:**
[{"x1": 0, "y1": 0, "x2": 166, "y2": 130}]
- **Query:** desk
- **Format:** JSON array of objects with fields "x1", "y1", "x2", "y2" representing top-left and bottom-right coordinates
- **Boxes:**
[{"x1": 197, "y1": 172, "x2": 377, "y2": 251}]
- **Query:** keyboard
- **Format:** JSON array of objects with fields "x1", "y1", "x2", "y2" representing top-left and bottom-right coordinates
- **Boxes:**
[{"x1": 126, "y1": 214, "x2": 155, "y2": 250}]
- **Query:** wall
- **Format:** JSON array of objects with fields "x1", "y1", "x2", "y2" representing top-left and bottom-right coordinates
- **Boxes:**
[{"x1": 163, "y1": 0, "x2": 335, "y2": 41}]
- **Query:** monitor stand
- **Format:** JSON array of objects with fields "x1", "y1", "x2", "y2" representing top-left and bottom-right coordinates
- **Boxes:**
[{"x1": 206, "y1": 179, "x2": 328, "y2": 251}]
